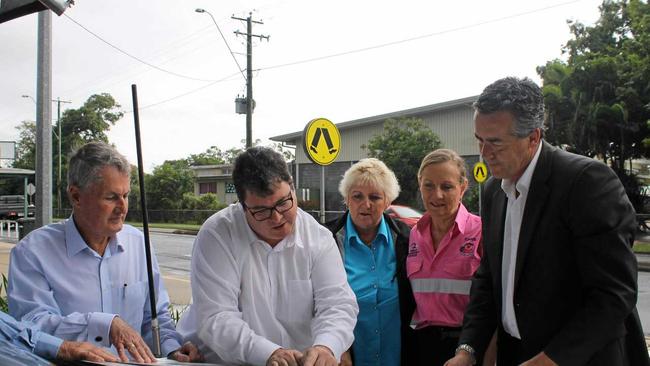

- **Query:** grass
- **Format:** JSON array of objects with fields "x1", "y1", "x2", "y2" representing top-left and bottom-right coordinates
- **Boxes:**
[{"x1": 633, "y1": 242, "x2": 650, "y2": 254}]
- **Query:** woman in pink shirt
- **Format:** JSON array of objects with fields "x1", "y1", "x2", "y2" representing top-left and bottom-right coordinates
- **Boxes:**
[{"x1": 406, "y1": 149, "x2": 487, "y2": 365}]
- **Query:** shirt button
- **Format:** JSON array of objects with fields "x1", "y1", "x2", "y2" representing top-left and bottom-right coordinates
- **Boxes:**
[
  {"x1": 375, "y1": 329, "x2": 379, "y2": 334},
  {"x1": 370, "y1": 266, "x2": 375, "y2": 271},
  {"x1": 95, "y1": 336, "x2": 103, "y2": 342},
  {"x1": 373, "y1": 284, "x2": 377, "y2": 289}
]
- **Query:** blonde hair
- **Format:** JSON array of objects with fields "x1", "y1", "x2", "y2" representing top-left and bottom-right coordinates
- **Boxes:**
[
  {"x1": 339, "y1": 158, "x2": 400, "y2": 202},
  {"x1": 418, "y1": 149, "x2": 467, "y2": 183}
]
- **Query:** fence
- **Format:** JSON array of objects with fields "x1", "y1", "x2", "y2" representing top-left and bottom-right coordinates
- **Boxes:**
[
  {"x1": 55, "y1": 208, "x2": 219, "y2": 225},
  {"x1": 0, "y1": 220, "x2": 19, "y2": 240}
]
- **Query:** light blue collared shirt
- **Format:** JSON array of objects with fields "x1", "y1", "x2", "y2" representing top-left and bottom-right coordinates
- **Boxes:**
[
  {"x1": 0, "y1": 310, "x2": 61, "y2": 364},
  {"x1": 8, "y1": 217, "x2": 182, "y2": 356},
  {"x1": 344, "y1": 215, "x2": 400, "y2": 366}
]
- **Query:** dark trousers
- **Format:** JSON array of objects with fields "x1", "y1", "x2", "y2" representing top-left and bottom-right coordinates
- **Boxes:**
[
  {"x1": 409, "y1": 326, "x2": 462, "y2": 366},
  {"x1": 496, "y1": 328, "x2": 524, "y2": 366}
]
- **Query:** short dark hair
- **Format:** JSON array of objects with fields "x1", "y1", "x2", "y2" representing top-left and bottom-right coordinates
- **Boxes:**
[
  {"x1": 232, "y1": 146, "x2": 293, "y2": 203},
  {"x1": 68, "y1": 141, "x2": 130, "y2": 191},
  {"x1": 473, "y1": 76, "x2": 545, "y2": 137}
]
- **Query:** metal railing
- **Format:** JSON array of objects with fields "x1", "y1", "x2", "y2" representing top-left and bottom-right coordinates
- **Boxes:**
[{"x1": 0, "y1": 220, "x2": 19, "y2": 239}]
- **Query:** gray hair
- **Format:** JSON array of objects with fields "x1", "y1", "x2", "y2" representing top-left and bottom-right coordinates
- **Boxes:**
[
  {"x1": 473, "y1": 76, "x2": 545, "y2": 137},
  {"x1": 232, "y1": 146, "x2": 293, "y2": 203},
  {"x1": 68, "y1": 142, "x2": 130, "y2": 190},
  {"x1": 338, "y1": 158, "x2": 400, "y2": 203},
  {"x1": 418, "y1": 149, "x2": 467, "y2": 184}
]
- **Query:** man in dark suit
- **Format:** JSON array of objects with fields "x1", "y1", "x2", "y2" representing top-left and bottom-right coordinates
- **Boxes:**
[{"x1": 445, "y1": 77, "x2": 649, "y2": 366}]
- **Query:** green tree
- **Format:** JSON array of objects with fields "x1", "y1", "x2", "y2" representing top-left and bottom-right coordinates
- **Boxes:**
[
  {"x1": 11, "y1": 94, "x2": 123, "y2": 206},
  {"x1": 363, "y1": 117, "x2": 443, "y2": 207},
  {"x1": 57, "y1": 93, "x2": 123, "y2": 184},
  {"x1": 13, "y1": 120, "x2": 36, "y2": 169},
  {"x1": 538, "y1": 0, "x2": 650, "y2": 168},
  {"x1": 186, "y1": 146, "x2": 226, "y2": 166},
  {"x1": 538, "y1": 0, "x2": 650, "y2": 211},
  {"x1": 181, "y1": 192, "x2": 225, "y2": 211},
  {"x1": 145, "y1": 159, "x2": 194, "y2": 210}
]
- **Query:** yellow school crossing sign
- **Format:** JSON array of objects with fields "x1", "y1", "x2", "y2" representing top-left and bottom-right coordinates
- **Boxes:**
[
  {"x1": 473, "y1": 161, "x2": 488, "y2": 183},
  {"x1": 303, "y1": 118, "x2": 341, "y2": 165}
]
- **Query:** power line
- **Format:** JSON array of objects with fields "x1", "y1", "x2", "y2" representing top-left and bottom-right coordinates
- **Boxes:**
[
  {"x1": 196, "y1": 8, "x2": 247, "y2": 81},
  {"x1": 63, "y1": 14, "x2": 218, "y2": 83},
  {"x1": 59, "y1": 0, "x2": 582, "y2": 113},
  {"x1": 124, "y1": 72, "x2": 242, "y2": 113},
  {"x1": 259, "y1": 0, "x2": 583, "y2": 72}
]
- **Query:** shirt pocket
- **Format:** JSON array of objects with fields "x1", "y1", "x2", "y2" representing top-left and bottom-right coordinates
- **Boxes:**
[
  {"x1": 442, "y1": 256, "x2": 480, "y2": 279},
  {"x1": 279, "y1": 280, "x2": 314, "y2": 324},
  {"x1": 111, "y1": 280, "x2": 147, "y2": 329},
  {"x1": 406, "y1": 257, "x2": 423, "y2": 279}
]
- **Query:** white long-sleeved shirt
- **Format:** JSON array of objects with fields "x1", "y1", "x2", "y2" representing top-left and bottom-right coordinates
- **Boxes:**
[
  {"x1": 500, "y1": 142, "x2": 542, "y2": 339},
  {"x1": 178, "y1": 204, "x2": 358, "y2": 365}
]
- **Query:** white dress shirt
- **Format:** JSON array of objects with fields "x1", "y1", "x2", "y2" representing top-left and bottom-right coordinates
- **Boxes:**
[
  {"x1": 500, "y1": 142, "x2": 542, "y2": 339},
  {"x1": 178, "y1": 204, "x2": 358, "y2": 365}
]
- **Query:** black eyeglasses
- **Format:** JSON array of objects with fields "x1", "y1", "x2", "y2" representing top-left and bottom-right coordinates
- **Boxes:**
[{"x1": 243, "y1": 192, "x2": 294, "y2": 221}]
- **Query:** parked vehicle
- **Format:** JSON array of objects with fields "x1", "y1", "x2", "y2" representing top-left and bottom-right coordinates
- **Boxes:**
[
  {"x1": 386, "y1": 204, "x2": 422, "y2": 227},
  {"x1": 0, "y1": 195, "x2": 35, "y2": 220}
]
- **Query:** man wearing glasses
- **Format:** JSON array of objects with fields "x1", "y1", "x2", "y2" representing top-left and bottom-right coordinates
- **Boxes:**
[
  {"x1": 179, "y1": 146, "x2": 358, "y2": 366},
  {"x1": 445, "y1": 77, "x2": 648, "y2": 366}
]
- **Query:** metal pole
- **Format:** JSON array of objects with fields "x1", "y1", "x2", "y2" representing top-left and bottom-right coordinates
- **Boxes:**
[
  {"x1": 131, "y1": 85, "x2": 162, "y2": 358},
  {"x1": 320, "y1": 165, "x2": 325, "y2": 223},
  {"x1": 246, "y1": 13, "x2": 253, "y2": 149},
  {"x1": 57, "y1": 98, "x2": 62, "y2": 216},
  {"x1": 36, "y1": 10, "x2": 52, "y2": 227}
]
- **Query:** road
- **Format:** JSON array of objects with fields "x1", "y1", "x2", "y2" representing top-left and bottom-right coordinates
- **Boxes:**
[{"x1": 151, "y1": 231, "x2": 195, "y2": 276}]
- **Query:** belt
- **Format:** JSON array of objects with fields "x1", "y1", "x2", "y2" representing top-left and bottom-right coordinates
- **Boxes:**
[{"x1": 414, "y1": 325, "x2": 462, "y2": 340}]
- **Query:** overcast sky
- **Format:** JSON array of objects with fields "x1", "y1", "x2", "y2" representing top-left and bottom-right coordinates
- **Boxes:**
[{"x1": 0, "y1": 0, "x2": 602, "y2": 171}]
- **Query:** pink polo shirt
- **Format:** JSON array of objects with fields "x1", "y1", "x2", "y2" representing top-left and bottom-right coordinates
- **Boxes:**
[{"x1": 406, "y1": 204, "x2": 482, "y2": 328}]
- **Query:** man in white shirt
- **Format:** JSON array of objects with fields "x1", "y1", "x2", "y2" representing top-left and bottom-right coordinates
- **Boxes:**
[{"x1": 179, "y1": 146, "x2": 358, "y2": 366}]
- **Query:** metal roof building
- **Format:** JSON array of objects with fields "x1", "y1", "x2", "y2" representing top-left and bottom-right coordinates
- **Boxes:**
[{"x1": 270, "y1": 95, "x2": 481, "y2": 220}]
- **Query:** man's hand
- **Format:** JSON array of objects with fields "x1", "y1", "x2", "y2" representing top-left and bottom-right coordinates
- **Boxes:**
[
  {"x1": 109, "y1": 316, "x2": 156, "y2": 363},
  {"x1": 266, "y1": 348, "x2": 303, "y2": 366},
  {"x1": 301, "y1": 345, "x2": 337, "y2": 366},
  {"x1": 339, "y1": 349, "x2": 352, "y2": 366},
  {"x1": 444, "y1": 350, "x2": 475, "y2": 366},
  {"x1": 520, "y1": 352, "x2": 558, "y2": 366},
  {"x1": 57, "y1": 341, "x2": 119, "y2": 362},
  {"x1": 168, "y1": 341, "x2": 203, "y2": 362}
]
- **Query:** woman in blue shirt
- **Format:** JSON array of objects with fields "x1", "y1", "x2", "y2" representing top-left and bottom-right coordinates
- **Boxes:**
[{"x1": 326, "y1": 158, "x2": 415, "y2": 366}]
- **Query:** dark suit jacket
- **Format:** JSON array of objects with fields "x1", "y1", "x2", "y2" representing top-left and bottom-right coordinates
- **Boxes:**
[
  {"x1": 325, "y1": 212, "x2": 416, "y2": 366},
  {"x1": 459, "y1": 141, "x2": 649, "y2": 366}
]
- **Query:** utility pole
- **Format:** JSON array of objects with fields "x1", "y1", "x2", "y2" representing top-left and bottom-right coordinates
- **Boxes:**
[
  {"x1": 233, "y1": 13, "x2": 268, "y2": 149},
  {"x1": 36, "y1": 10, "x2": 52, "y2": 227},
  {"x1": 55, "y1": 97, "x2": 71, "y2": 217}
]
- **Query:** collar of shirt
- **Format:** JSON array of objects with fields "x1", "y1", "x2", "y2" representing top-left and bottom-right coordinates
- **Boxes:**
[
  {"x1": 64, "y1": 216, "x2": 124, "y2": 258},
  {"x1": 345, "y1": 213, "x2": 389, "y2": 248},
  {"x1": 234, "y1": 204, "x2": 303, "y2": 251},
  {"x1": 501, "y1": 142, "x2": 543, "y2": 199},
  {"x1": 415, "y1": 203, "x2": 470, "y2": 237}
]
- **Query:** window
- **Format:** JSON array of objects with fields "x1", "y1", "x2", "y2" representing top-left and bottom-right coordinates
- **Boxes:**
[{"x1": 199, "y1": 182, "x2": 217, "y2": 194}]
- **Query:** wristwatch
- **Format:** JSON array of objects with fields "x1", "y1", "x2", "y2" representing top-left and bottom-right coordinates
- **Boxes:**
[{"x1": 455, "y1": 344, "x2": 477, "y2": 365}]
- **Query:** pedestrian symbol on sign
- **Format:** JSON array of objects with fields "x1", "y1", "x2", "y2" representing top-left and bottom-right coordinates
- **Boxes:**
[
  {"x1": 473, "y1": 162, "x2": 488, "y2": 183},
  {"x1": 303, "y1": 118, "x2": 341, "y2": 166}
]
